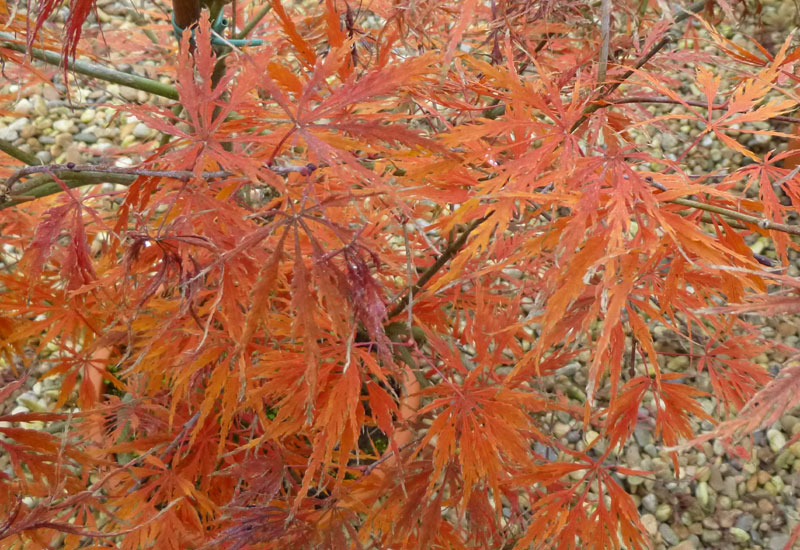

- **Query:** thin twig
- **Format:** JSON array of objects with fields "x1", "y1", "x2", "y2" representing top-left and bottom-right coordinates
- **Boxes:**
[
  {"x1": 0, "y1": 32, "x2": 179, "y2": 100},
  {"x1": 648, "y1": 171, "x2": 800, "y2": 237},
  {"x1": 4, "y1": 162, "x2": 320, "y2": 198},
  {"x1": 597, "y1": 0, "x2": 611, "y2": 85},
  {"x1": 0, "y1": 137, "x2": 41, "y2": 166},
  {"x1": 570, "y1": 0, "x2": 707, "y2": 133},
  {"x1": 235, "y1": 2, "x2": 272, "y2": 39},
  {"x1": 388, "y1": 213, "x2": 492, "y2": 319}
]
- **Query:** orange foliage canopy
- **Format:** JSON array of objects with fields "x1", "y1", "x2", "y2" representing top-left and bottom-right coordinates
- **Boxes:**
[{"x1": 2, "y1": 1, "x2": 800, "y2": 549}]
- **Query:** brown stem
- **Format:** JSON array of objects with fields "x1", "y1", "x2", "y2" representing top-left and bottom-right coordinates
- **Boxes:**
[
  {"x1": 387, "y1": 214, "x2": 491, "y2": 320},
  {"x1": 173, "y1": 0, "x2": 202, "y2": 31},
  {"x1": 570, "y1": 0, "x2": 707, "y2": 133}
]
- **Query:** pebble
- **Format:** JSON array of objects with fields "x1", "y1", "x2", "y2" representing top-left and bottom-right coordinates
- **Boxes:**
[
  {"x1": 659, "y1": 524, "x2": 679, "y2": 546},
  {"x1": 768, "y1": 534, "x2": 790, "y2": 550},
  {"x1": 640, "y1": 513, "x2": 658, "y2": 535},
  {"x1": 132, "y1": 122, "x2": 151, "y2": 139},
  {"x1": 74, "y1": 132, "x2": 98, "y2": 144},
  {"x1": 695, "y1": 481, "x2": 709, "y2": 507},
  {"x1": 35, "y1": 151, "x2": 52, "y2": 163},
  {"x1": 64, "y1": 146, "x2": 82, "y2": 164},
  {"x1": 642, "y1": 493, "x2": 658, "y2": 513},
  {"x1": 55, "y1": 133, "x2": 73, "y2": 147},
  {"x1": 655, "y1": 503, "x2": 672, "y2": 522},
  {"x1": 735, "y1": 513, "x2": 755, "y2": 531},
  {"x1": 8, "y1": 117, "x2": 29, "y2": 132},
  {"x1": 52, "y1": 119, "x2": 76, "y2": 133},
  {"x1": 758, "y1": 498, "x2": 774, "y2": 513},
  {"x1": 80, "y1": 109, "x2": 96, "y2": 124},
  {"x1": 767, "y1": 429, "x2": 787, "y2": 453},
  {"x1": 0, "y1": 128, "x2": 19, "y2": 141},
  {"x1": 14, "y1": 98, "x2": 33, "y2": 115}
]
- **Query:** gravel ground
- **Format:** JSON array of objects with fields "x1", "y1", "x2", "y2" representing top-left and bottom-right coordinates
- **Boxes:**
[{"x1": 3, "y1": 1, "x2": 800, "y2": 549}]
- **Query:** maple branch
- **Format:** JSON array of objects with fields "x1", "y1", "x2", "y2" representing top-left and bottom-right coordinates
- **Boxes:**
[
  {"x1": 0, "y1": 137, "x2": 41, "y2": 166},
  {"x1": 0, "y1": 32, "x2": 179, "y2": 101},
  {"x1": 235, "y1": 2, "x2": 272, "y2": 39},
  {"x1": 1, "y1": 162, "x2": 319, "y2": 208},
  {"x1": 597, "y1": 0, "x2": 611, "y2": 85},
  {"x1": 387, "y1": 213, "x2": 491, "y2": 320},
  {"x1": 570, "y1": 0, "x2": 707, "y2": 133},
  {"x1": 648, "y1": 173, "x2": 800, "y2": 237}
]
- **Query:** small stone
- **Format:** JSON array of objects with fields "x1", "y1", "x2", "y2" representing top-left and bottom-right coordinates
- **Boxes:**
[
  {"x1": 767, "y1": 429, "x2": 787, "y2": 453},
  {"x1": 553, "y1": 422, "x2": 571, "y2": 438},
  {"x1": 55, "y1": 133, "x2": 73, "y2": 148},
  {"x1": 717, "y1": 509, "x2": 737, "y2": 528},
  {"x1": 633, "y1": 426, "x2": 652, "y2": 447},
  {"x1": 74, "y1": 132, "x2": 98, "y2": 144},
  {"x1": 746, "y1": 474, "x2": 758, "y2": 493},
  {"x1": 768, "y1": 534, "x2": 790, "y2": 550},
  {"x1": 136, "y1": 90, "x2": 150, "y2": 103},
  {"x1": 14, "y1": 98, "x2": 33, "y2": 115},
  {"x1": 132, "y1": 122, "x2": 151, "y2": 139},
  {"x1": 64, "y1": 146, "x2": 82, "y2": 165},
  {"x1": 655, "y1": 503, "x2": 672, "y2": 522},
  {"x1": 120, "y1": 134, "x2": 137, "y2": 148},
  {"x1": 39, "y1": 135, "x2": 55, "y2": 145},
  {"x1": 775, "y1": 449, "x2": 795, "y2": 469},
  {"x1": 642, "y1": 493, "x2": 658, "y2": 513},
  {"x1": 659, "y1": 524, "x2": 679, "y2": 546},
  {"x1": 708, "y1": 466, "x2": 724, "y2": 491},
  {"x1": 777, "y1": 323, "x2": 797, "y2": 338},
  {"x1": 671, "y1": 541, "x2": 695, "y2": 550},
  {"x1": 0, "y1": 128, "x2": 19, "y2": 141},
  {"x1": 119, "y1": 86, "x2": 139, "y2": 102},
  {"x1": 757, "y1": 470, "x2": 771, "y2": 485},
  {"x1": 52, "y1": 119, "x2": 76, "y2": 133},
  {"x1": 730, "y1": 527, "x2": 750, "y2": 544},
  {"x1": 695, "y1": 481, "x2": 709, "y2": 507},
  {"x1": 8, "y1": 117, "x2": 29, "y2": 132},
  {"x1": 700, "y1": 530, "x2": 722, "y2": 543},
  {"x1": 35, "y1": 150, "x2": 52, "y2": 163},
  {"x1": 660, "y1": 132, "x2": 678, "y2": 149},
  {"x1": 666, "y1": 355, "x2": 689, "y2": 371},
  {"x1": 80, "y1": 109, "x2": 97, "y2": 124},
  {"x1": 640, "y1": 513, "x2": 658, "y2": 535},
  {"x1": 735, "y1": 513, "x2": 755, "y2": 531},
  {"x1": 33, "y1": 96, "x2": 50, "y2": 115},
  {"x1": 20, "y1": 126, "x2": 37, "y2": 139},
  {"x1": 566, "y1": 430, "x2": 581, "y2": 444},
  {"x1": 757, "y1": 498, "x2": 773, "y2": 514}
]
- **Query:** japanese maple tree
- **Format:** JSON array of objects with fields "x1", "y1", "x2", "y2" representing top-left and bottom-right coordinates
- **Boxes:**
[{"x1": 1, "y1": 0, "x2": 800, "y2": 549}]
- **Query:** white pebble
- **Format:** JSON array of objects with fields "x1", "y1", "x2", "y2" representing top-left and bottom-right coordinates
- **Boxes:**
[
  {"x1": 8, "y1": 117, "x2": 29, "y2": 132},
  {"x1": 14, "y1": 98, "x2": 33, "y2": 115},
  {"x1": 52, "y1": 119, "x2": 75, "y2": 133},
  {"x1": 132, "y1": 122, "x2": 151, "y2": 139},
  {"x1": 0, "y1": 127, "x2": 19, "y2": 141},
  {"x1": 80, "y1": 109, "x2": 97, "y2": 124}
]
